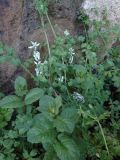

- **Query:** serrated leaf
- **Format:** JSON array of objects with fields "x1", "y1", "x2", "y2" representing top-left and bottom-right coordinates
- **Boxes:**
[
  {"x1": 54, "y1": 107, "x2": 78, "y2": 133},
  {"x1": 54, "y1": 116, "x2": 75, "y2": 133},
  {"x1": 0, "y1": 95, "x2": 24, "y2": 109},
  {"x1": 25, "y1": 88, "x2": 44, "y2": 105},
  {"x1": 27, "y1": 127, "x2": 56, "y2": 144},
  {"x1": 33, "y1": 114, "x2": 53, "y2": 129},
  {"x1": 44, "y1": 147, "x2": 58, "y2": 160},
  {"x1": 15, "y1": 114, "x2": 33, "y2": 135},
  {"x1": 0, "y1": 108, "x2": 13, "y2": 129},
  {"x1": 54, "y1": 96, "x2": 62, "y2": 108},
  {"x1": 39, "y1": 95, "x2": 55, "y2": 112},
  {"x1": 15, "y1": 76, "x2": 27, "y2": 96},
  {"x1": 53, "y1": 134, "x2": 80, "y2": 160},
  {"x1": 61, "y1": 107, "x2": 78, "y2": 121},
  {"x1": 27, "y1": 114, "x2": 56, "y2": 144},
  {"x1": 38, "y1": 95, "x2": 61, "y2": 115}
]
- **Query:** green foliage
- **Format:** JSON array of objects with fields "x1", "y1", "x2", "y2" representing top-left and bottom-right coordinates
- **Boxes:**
[
  {"x1": 0, "y1": 2, "x2": 120, "y2": 160},
  {"x1": 0, "y1": 108, "x2": 13, "y2": 129},
  {"x1": 0, "y1": 95, "x2": 24, "y2": 109},
  {"x1": 35, "y1": 0, "x2": 48, "y2": 15},
  {"x1": 25, "y1": 88, "x2": 44, "y2": 105},
  {"x1": 15, "y1": 76, "x2": 28, "y2": 97}
]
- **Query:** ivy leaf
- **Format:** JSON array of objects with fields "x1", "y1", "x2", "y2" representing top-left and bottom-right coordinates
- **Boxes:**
[
  {"x1": 25, "y1": 88, "x2": 44, "y2": 105},
  {"x1": 53, "y1": 134, "x2": 80, "y2": 160},
  {"x1": 0, "y1": 95, "x2": 24, "y2": 109},
  {"x1": 15, "y1": 76, "x2": 27, "y2": 97}
]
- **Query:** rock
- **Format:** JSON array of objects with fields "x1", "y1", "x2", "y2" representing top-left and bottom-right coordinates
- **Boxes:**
[
  {"x1": 82, "y1": 0, "x2": 120, "y2": 25},
  {"x1": 0, "y1": 0, "x2": 83, "y2": 93},
  {"x1": 0, "y1": 0, "x2": 120, "y2": 93},
  {"x1": 82, "y1": 0, "x2": 120, "y2": 56}
]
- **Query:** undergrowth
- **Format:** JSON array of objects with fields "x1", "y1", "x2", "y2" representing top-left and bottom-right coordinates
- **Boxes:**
[{"x1": 0, "y1": 0, "x2": 120, "y2": 160}]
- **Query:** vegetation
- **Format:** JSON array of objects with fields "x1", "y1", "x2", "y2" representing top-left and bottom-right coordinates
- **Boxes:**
[{"x1": 0, "y1": 0, "x2": 120, "y2": 159}]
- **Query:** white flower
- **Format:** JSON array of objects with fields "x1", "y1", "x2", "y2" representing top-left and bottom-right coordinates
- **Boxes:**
[
  {"x1": 69, "y1": 48, "x2": 75, "y2": 54},
  {"x1": 33, "y1": 51, "x2": 40, "y2": 61},
  {"x1": 64, "y1": 29, "x2": 70, "y2": 36},
  {"x1": 69, "y1": 55, "x2": 74, "y2": 64},
  {"x1": 69, "y1": 47, "x2": 75, "y2": 64},
  {"x1": 28, "y1": 41, "x2": 40, "y2": 51},
  {"x1": 58, "y1": 76, "x2": 64, "y2": 82},
  {"x1": 35, "y1": 68, "x2": 40, "y2": 76},
  {"x1": 73, "y1": 92, "x2": 85, "y2": 103},
  {"x1": 34, "y1": 61, "x2": 38, "y2": 65}
]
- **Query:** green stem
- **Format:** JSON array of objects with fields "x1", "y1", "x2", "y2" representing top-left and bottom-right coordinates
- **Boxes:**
[
  {"x1": 20, "y1": 63, "x2": 37, "y2": 83},
  {"x1": 46, "y1": 13, "x2": 56, "y2": 38},
  {"x1": 97, "y1": 120, "x2": 110, "y2": 155},
  {"x1": 41, "y1": 16, "x2": 51, "y2": 58},
  {"x1": 41, "y1": 15, "x2": 51, "y2": 84},
  {"x1": 88, "y1": 113, "x2": 110, "y2": 155}
]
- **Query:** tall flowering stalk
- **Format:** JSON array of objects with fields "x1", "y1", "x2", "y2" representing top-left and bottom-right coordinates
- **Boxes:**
[
  {"x1": 28, "y1": 41, "x2": 48, "y2": 77},
  {"x1": 28, "y1": 41, "x2": 41, "y2": 76}
]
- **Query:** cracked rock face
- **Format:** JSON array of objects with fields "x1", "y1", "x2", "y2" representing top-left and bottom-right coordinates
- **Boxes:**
[
  {"x1": 0, "y1": 0, "x2": 82, "y2": 92},
  {"x1": 82, "y1": 0, "x2": 120, "y2": 25},
  {"x1": 82, "y1": 0, "x2": 120, "y2": 56},
  {"x1": 0, "y1": 0, "x2": 120, "y2": 92}
]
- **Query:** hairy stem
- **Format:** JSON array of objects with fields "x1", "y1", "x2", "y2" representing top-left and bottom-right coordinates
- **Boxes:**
[
  {"x1": 97, "y1": 120, "x2": 110, "y2": 155},
  {"x1": 20, "y1": 63, "x2": 37, "y2": 83},
  {"x1": 46, "y1": 13, "x2": 56, "y2": 38},
  {"x1": 41, "y1": 16, "x2": 51, "y2": 57}
]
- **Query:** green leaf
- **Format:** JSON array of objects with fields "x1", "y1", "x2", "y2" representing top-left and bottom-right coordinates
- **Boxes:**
[
  {"x1": 114, "y1": 145, "x2": 120, "y2": 156},
  {"x1": 54, "y1": 107, "x2": 78, "y2": 133},
  {"x1": 44, "y1": 147, "x2": 58, "y2": 160},
  {"x1": 33, "y1": 114, "x2": 53, "y2": 129},
  {"x1": 0, "y1": 95, "x2": 24, "y2": 109},
  {"x1": 27, "y1": 114, "x2": 56, "y2": 144},
  {"x1": 53, "y1": 134, "x2": 80, "y2": 160},
  {"x1": 38, "y1": 95, "x2": 62, "y2": 116},
  {"x1": 25, "y1": 88, "x2": 44, "y2": 105},
  {"x1": 39, "y1": 95, "x2": 55, "y2": 112},
  {"x1": 15, "y1": 114, "x2": 33, "y2": 135},
  {"x1": 54, "y1": 117, "x2": 74, "y2": 133},
  {"x1": 0, "y1": 108, "x2": 13, "y2": 129},
  {"x1": 15, "y1": 76, "x2": 27, "y2": 96},
  {"x1": 54, "y1": 96, "x2": 62, "y2": 109},
  {"x1": 27, "y1": 127, "x2": 56, "y2": 144}
]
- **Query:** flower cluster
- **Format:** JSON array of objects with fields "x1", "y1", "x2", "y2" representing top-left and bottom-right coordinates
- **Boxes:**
[
  {"x1": 73, "y1": 92, "x2": 85, "y2": 103},
  {"x1": 64, "y1": 29, "x2": 70, "y2": 36},
  {"x1": 28, "y1": 41, "x2": 41, "y2": 76},
  {"x1": 58, "y1": 76, "x2": 64, "y2": 82},
  {"x1": 28, "y1": 41, "x2": 48, "y2": 77},
  {"x1": 69, "y1": 48, "x2": 75, "y2": 64}
]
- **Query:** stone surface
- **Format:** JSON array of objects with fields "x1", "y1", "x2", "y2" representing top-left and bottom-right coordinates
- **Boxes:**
[
  {"x1": 82, "y1": 0, "x2": 120, "y2": 25},
  {"x1": 82, "y1": 0, "x2": 120, "y2": 57},
  {"x1": 0, "y1": 0, "x2": 82, "y2": 92},
  {"x1": 0, "y1": 0, "x2": 120, "y2": 92}
]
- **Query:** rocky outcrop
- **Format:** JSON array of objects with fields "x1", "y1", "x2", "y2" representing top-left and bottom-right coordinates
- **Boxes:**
[
  {"x1": 82, "y1": 0, "x2": 120, "y2": 25},
  {"x1": 0, "y1": 0, "x2": 83, "y2": 92},
  {"x1": 0, "y1": 0, "x2": 120, "y2": 93}
]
